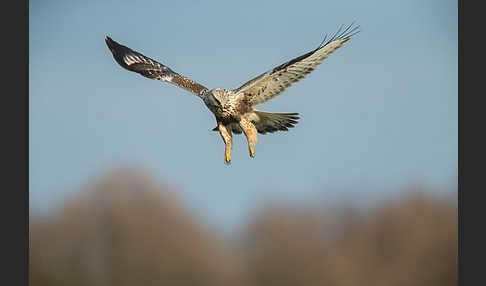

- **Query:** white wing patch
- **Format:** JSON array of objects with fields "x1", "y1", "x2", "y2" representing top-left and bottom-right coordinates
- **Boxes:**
[
  {"x1": 123, "y1": 54, "x2": 156, "y2": 66},
  {"x1": 123, "y1": 55, "x2": 138, "y2": 65},
  {"x1": 106, "y1": 36, "x2": 209, "y2": 96}
]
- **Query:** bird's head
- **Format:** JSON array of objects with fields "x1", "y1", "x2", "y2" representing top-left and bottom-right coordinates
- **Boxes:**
[{"x1": 206, "y1": 88, "x2": 227, "y2": 110}]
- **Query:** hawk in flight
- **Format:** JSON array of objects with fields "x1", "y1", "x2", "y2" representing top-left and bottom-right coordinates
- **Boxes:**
[{"x1": 105, "y1": 23, "x2": 359, "y2": 165}]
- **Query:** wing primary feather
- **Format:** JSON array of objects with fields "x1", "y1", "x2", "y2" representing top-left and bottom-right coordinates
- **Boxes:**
[
  {"x1": 319, "y1": 22, "x2": 360, "y2": 48},
  {"x1": 336, "y1": 22, "x2": 354, "y2": 40},
  {"x1": 338, "y1": 23, "x2": 361, "y2": 40},
  {"x1": 343, "y1": 26, "x2": 361, "y2": 39},
  {"x1": 315, "y1": 22, "x2": 359, "y2": 51},
  {"x1": 232, "y1": 22, "x2": 359, "y2": 106},
  {"x1": 105, "y1": 36, "x2": 209, "y2": 97},
  {"x1": 317, "y1": 34, "x2": 328, "y2": 50},
  {"x1": 334, "y1": 24, "x2": 344, "y2": 39},
  {"x1": 105, "y1": 36, "x2": 174, "y2": 78},
  {"x1": 339, "y1": 21, "x2": 355, "y2": 39}
]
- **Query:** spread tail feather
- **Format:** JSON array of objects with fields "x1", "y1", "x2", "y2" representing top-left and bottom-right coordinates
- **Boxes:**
[
  {"x1": 251, "y1": 110, "x2": 299, "y2": 134},
  {"x1": 212, "y1": 111, "x2": 299, "y2": 135}
]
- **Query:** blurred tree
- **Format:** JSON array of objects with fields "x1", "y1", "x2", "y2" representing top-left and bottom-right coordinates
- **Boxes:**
[
  {"x1": 30, "y1": 168, "x2": 456, "y2": 286},
  {"x1": 244, "y1": 190, "x2": 457, "y2": 286},
  {"x1": 30, "y1": 168, "x2": 246, "y2": 286}
]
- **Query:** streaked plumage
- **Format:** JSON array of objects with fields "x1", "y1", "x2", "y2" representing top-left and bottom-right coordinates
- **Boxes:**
[{"x1": 105, "y1": 23, "x2": 359, "y2": 165}]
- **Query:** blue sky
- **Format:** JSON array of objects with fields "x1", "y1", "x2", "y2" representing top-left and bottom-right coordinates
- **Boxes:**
[{"x1": 30, "y1": 0, "x2": 457, "y2": 232}]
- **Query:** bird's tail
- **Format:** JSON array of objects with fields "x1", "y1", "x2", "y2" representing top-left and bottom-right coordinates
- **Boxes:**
[
  {"x1": 211, "y1": 111, "x2": 300, "y2": 134},
  {"x1": 251, "y1": 110, "x2": 300, "y2": 134}
]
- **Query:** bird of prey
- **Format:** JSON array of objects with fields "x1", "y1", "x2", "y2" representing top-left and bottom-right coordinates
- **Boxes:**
[{"x1": 105, "y1": 23, "x2": 359, "y2": 165}]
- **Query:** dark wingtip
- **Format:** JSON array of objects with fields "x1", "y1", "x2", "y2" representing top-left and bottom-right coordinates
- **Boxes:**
[
  {"x1": 317, "y1": 22, "x2": 361, "y2": 49},
  {"x1": 104, "y1": 36, "x2": 128, "y2": 68},
  {"x1": 105, "y1": 36, "x2": 116, "y2": 50}
]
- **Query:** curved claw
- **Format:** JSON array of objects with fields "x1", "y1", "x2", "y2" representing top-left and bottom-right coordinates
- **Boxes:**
[
  {"x1": 249, "y1": 145, "x2": 255, "y2": 158},
  {"x1": 224, "y1": 153, "x2": 232, "y2": 165}
]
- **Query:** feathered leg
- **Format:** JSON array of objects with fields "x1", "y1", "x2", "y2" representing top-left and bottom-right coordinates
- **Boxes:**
[
  {"x1": 218, "y1": 122, "x2": 232, "y2": 165},
  {"x1": 239, "y1": 118, "x2": 258, "y2": 158}
]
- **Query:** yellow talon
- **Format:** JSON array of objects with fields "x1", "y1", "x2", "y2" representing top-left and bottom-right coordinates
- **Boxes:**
[
  {"x1": 224, "y1": 153, "x2": 231, "y2": 165},
  {"x1": 249, "y1": 146, "x2": 255, "y2": 158}
]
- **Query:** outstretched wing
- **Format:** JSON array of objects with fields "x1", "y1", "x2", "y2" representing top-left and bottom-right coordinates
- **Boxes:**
[
  {"x1": 233, "y1": 23, "x2": 359, "y2": 106},
  {"x1": 105, "y1": 36, "x2": 208, "y2": 97}
]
